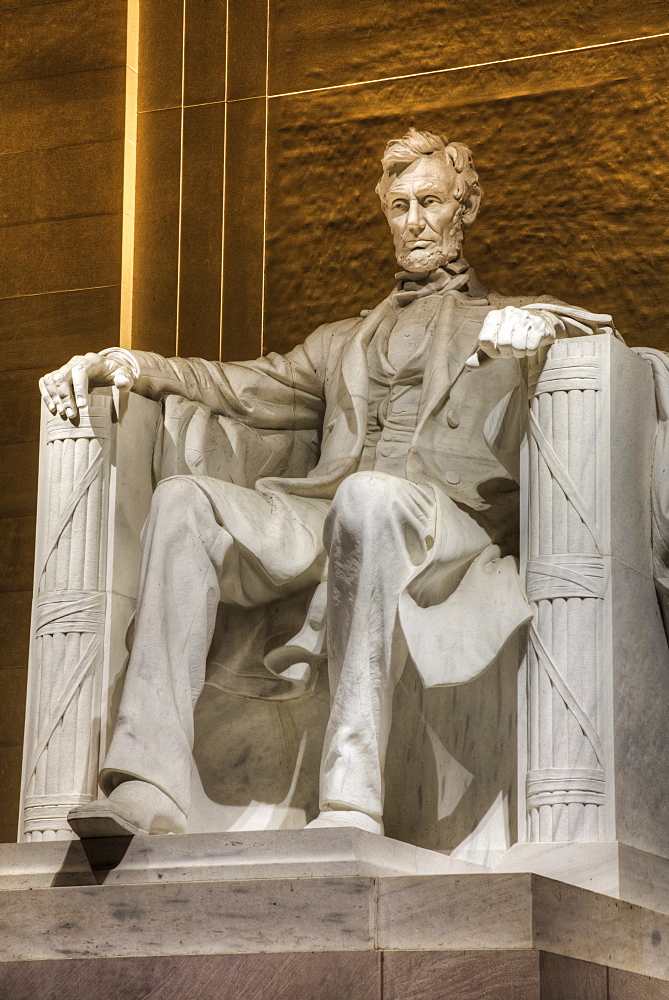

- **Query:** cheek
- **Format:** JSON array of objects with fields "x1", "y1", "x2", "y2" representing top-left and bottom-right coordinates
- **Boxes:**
[
  {"x1": 389, "y1": 216, "x2": 407, "y2": 238},
  {"x1": 430, "y1": 205, "x2": 460, "y2": 236}
]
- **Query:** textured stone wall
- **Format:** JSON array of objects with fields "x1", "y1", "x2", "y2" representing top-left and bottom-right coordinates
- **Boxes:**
[
  {"x1": 1, "y1": 1, "x2": 668, "y2": 841},
  {"x1": 262, "y1": 25, "x2": 669, "y2": 356},
  {"x1": 130, "y1": 2, "x2": 669, "y2": 361},
  {"x1": 0, "y1": 0, "x2": 131, "y2": 842}
]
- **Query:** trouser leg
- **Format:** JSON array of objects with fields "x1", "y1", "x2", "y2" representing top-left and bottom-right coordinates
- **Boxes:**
[
  {"x1": 100, "y1": 477, "x2": 233, "y2": 814},
  {"x1": 319, "y1": 472, "x2": 437, "y2": 819}
]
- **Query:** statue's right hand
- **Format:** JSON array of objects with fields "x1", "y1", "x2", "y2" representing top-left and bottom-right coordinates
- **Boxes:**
[{"x1": 39, "y1": 352, "x2": 134, "y2": 419}]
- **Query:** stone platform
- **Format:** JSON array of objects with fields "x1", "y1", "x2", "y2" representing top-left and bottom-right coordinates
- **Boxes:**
[
  {"x1": 0, "y1": 831, "x2": 668, "y2": 998},
  {"x1": 0, "y1": 827, "x2": 481, "y2": 890}
]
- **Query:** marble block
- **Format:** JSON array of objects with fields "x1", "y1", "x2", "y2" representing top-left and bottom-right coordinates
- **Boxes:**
[
  {"x1": 0, "y1": 866, "x2": 667, "y2": 982},
  {"x1": 497, "y1": 841, "x2": 669, "y2": 915},
  {"x1": 519, "y1": 334, "x2": 669, "y2": 858},
  {"x1": 0, "y1": 829, "x2": 482, "y2": 892}
]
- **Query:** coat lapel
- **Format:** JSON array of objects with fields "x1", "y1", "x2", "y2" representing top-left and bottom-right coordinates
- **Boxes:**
[
  {"x1": 414, "y1": 293, "x2": 492, "y2": 438},
  {"x1": 327, "y1": 293, "x2": 395, "y2": 457}
]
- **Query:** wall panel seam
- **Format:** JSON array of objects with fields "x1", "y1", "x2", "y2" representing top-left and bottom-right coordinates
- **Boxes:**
[
  {"x1": 0, "y1": 285, "x2": 119, "y2": 303},
  {"x1": 261, "y1": 29, "x2": 669, "y2": 101}
]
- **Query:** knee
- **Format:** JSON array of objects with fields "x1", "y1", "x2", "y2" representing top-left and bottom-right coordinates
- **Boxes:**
[
  {"x1": 329, "y1": 473, "x2": 400, "y2": 533},
  {"x1": 148, "y1": 477, "x2": 213, "y2": 539},
  {"x1": 151, "y1": 475, "x2": 203, "y2": 513}
]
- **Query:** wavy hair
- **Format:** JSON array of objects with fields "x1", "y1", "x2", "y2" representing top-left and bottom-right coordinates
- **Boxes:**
[{"x1": 375, "y1": 127, "x2": 481, "y2": 220}]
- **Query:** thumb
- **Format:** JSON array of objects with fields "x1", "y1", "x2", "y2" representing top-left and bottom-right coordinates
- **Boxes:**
[{"x1": 113, "y1": 370, "x2": 132, "y2": 389}]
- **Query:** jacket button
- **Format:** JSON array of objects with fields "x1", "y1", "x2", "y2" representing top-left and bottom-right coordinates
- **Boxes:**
[
  {"x1": 446, "y1": 409, "x2": 460, "y2": 428},
  {"x1": 444, "y1": 471, "x2": 461, "y2": 485}
]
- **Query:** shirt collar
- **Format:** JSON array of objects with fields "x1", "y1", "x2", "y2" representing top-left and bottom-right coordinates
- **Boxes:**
[{"x1": 392, "y1": 258, "x2": 487, "y2": 306}]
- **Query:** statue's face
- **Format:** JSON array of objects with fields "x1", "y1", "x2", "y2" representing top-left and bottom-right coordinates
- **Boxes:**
[{"x1": 384, "y1": 154, "x2": 464, "y2": 275}]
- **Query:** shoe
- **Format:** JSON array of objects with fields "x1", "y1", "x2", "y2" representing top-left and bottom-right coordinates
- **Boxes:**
[
  {"x1": 68, "y1": 780, "x2": 187, "y2": 839},
  {"x1": 305, "y1": 809, "x2": 384, "y2": 835}
]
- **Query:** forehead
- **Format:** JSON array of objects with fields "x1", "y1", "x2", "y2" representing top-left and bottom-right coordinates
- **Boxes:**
[{"x1": 385, "y1": 153, "x2": 456, "y2": 199}]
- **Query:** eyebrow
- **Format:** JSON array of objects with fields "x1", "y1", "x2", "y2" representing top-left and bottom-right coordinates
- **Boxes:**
[{"x1": 387, "y1": 182, "x2": 448, "y2": 202}]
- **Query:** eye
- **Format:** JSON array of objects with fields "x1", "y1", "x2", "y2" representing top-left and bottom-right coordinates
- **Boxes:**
[
  {"x1": 423, "y1": 196, "x2": 442, "y2": 206},
  {"x1": 391, "y1": 199, "x2": 408, "y2": 212}
]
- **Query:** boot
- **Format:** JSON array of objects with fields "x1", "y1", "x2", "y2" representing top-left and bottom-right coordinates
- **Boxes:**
[{"x1": 68, "y1": 780, "x2": 187, "y2": 838}]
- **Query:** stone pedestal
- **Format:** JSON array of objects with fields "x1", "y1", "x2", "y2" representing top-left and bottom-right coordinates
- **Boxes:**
[
  {"x1": 0, "y1": 832, "x2": 667, "y2": 998},
  {"x1": 498, "y1": 840, "x2": 669, "y2": 914}
]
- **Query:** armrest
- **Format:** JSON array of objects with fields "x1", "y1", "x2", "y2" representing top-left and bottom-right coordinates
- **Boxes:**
[
  {"x1": 20, "y1": 389, "x2": 160, "y2": 841},
  {"x1": 519, "y1": 333, "x2": 668, "y2": 850}
]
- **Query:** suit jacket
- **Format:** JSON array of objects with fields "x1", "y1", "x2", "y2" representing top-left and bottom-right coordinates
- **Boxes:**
[{"x1": 129, "y1": 276, "x2": 614, "y2": 690}]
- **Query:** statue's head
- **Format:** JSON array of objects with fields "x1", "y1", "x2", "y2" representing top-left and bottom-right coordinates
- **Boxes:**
[{"x1": 376, "y1": 128, "x2": 482, "y2": 276}]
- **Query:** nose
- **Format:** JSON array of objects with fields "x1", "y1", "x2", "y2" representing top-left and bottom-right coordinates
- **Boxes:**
[{"x1": 406, "y1": 198, "x2": 425, "y2": 236}]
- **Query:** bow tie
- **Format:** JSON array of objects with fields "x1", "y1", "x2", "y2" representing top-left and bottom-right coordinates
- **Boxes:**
[{"x1": 392, "y1": 259, "x2": 471, "y2": 307}]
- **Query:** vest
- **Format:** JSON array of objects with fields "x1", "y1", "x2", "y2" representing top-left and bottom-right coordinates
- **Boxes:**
[{"x1": 359, "y1": 294, "x2": 442, "y2": 478}]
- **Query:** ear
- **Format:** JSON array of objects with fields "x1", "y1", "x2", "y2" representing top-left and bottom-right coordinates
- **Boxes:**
[{"x1": 460, "y1": 185, "x2": 481, "y2": 227}]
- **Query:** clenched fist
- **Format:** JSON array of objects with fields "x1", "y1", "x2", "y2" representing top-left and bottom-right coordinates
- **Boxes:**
[
  {"x1": 478, "y1": 306, "x2": 560, "y2": 359},
  {"x1": 39, "y1": 351, "x2": 136, "y2": 420}
]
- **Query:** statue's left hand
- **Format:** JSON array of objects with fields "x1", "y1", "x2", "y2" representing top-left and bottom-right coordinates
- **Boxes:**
[{"x1": 478, "y1": 306, "x2": 559, "y2": 359}]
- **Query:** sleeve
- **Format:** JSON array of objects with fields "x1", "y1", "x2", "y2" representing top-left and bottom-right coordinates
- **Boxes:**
[
  {"x1": 521, "y1": 297, "x2": 624, "y2": 341},
  {"x1": 125, "y1": 323, "x2": 338, "y2": 431}
]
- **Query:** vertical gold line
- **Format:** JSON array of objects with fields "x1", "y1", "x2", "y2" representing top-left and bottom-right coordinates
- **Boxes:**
[
  {"x1": 175, "y1": 0, "x2": 187, "y2": 357},
  {"x1": 260, "y1": 0, "x2": 271, "y2": 356},
  {"x1": 219, "y1": 0, "x2": 230, "y2": 361},
  {"x1": 119, "y1": 0, "x2": 139, "y2": 350}
]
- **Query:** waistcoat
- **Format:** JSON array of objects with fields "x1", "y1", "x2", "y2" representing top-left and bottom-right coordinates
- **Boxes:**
[{"x1": 359, "y1": 294, "x2": 442, "y2": 477}]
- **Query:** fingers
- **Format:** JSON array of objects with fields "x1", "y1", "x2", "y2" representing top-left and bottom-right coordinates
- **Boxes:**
[
  {"x1": 39, "y1": 354, "x2": 101, "y2": 419},
  {"x1": 39, "y1": 361, "x2": 79, "y2": 418},
  {"x1": 71, "y1": 364, "x2": 89, "y2": 409},
  {"x1": 40, "y1": 372, "x2": 66, "y2": 417},
  {"x1": 478, "y1": 311, "x2": 503, "y2": 358},
  {"x1": 39, "y1": 352, "x2": 133, "y2": 420},
  {"x1": 478, "y1": 306, "x2": 556, "y2": 359},
  {"x1": 39, "y1": 375, "x2": 58, "y2": 415},
  {"x1": 53, "y1": 370, "x2": 77, "y2": 418}
]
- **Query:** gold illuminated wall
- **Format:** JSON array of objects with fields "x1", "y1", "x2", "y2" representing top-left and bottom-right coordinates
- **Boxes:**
[{"x1": 0, "y1": 0, "x2": 667, "y2": 840}]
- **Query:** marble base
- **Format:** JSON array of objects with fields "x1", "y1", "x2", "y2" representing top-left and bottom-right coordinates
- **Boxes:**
[
  {"x1": 3, "y1": 950, "x2": 666, "y2": 1000},
  {"x1": 497, "y1": 841, "x2": 669, "y2": 915},
  {"x1": 0, "y1": 828, "x2": 482, "y2": 892},
  {"x1": 0, "y1": 858, "x2": 668, "y2": 983}
]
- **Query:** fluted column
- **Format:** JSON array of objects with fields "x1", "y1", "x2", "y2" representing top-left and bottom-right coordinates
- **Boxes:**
[
  {"x1": 524, "y1": 336, "x2": 608, "y2": 842},
  {"x1": 20, "y1": 389, "x2": 161, "y2": 842},
  {"x1": 22, "y1": 395, "x2": 113, "y2": 841}
]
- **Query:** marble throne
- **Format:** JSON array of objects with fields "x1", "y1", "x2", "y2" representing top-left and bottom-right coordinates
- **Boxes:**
[{"x1": 18, "y1": 331, "x2": 669, "y2": 908}]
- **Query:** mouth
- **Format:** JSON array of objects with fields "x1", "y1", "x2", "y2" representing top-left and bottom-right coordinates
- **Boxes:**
[{"x1": 404, "y1": 239, "x2": 435, "y2": 250}]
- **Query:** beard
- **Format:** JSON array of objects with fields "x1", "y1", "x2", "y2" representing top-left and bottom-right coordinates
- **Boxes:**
[{"x1": 394, "y1": 217, "x2": 464, "y2": 275}]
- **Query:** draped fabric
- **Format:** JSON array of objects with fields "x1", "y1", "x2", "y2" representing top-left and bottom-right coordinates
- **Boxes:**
[
  {"x1": 130, "y1": 269, "x2": 623, "y2": 696},
  {"x1": 632, "y1": 347, "x2": 669, "y2": 637}
]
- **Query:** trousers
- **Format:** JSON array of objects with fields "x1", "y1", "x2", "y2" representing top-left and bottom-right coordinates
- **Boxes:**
[{"x1": 100, "y1": 471, "x2": 487, "y2": 819}]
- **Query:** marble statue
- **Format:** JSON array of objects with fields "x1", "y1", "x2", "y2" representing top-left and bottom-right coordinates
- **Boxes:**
[{"x1": 38, "y1": 128, "x2": 618, "y2": 839}]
